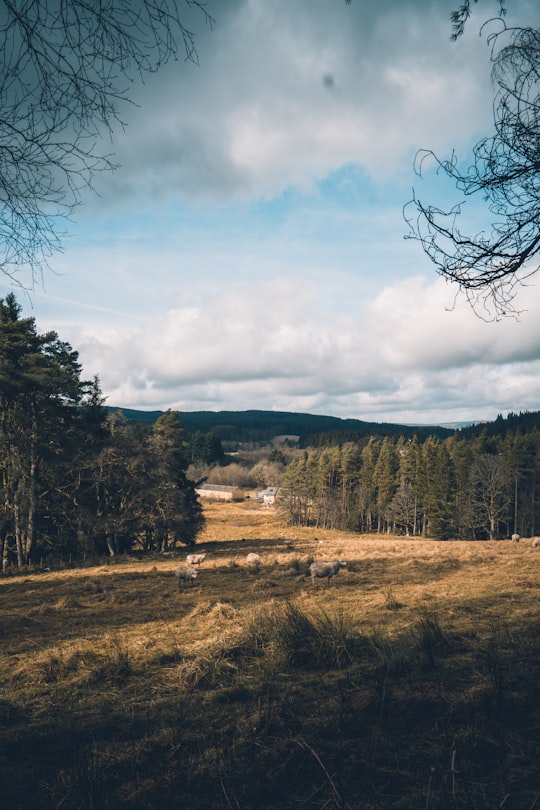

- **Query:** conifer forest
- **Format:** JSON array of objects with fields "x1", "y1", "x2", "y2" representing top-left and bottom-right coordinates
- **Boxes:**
[
  {"x1": 281, "y1": 428, "x2": 540, "y2": 540},
  {"x1": 0, "y1": 295, "x2": 204, "y2": 569}
]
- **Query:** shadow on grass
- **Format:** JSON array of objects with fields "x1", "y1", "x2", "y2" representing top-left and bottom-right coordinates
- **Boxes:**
[{"x1": 1, "y1": 604, "x2": 538, "y2": 809}]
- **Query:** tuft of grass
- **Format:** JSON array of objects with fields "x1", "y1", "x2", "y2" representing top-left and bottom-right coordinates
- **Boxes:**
[
  {"x1": 413, "y1": 609, "x2": 451, "y2": 668},
  {"x1": 174, "y1": 648, "x2": 240, "y2": 692},
  {"x1": 71, "y1": 635, "x2": 135, "y2": 687},
  {"x1": 284, "y1": 556, "x2": 303, "y2": 574},
  {"x1": 246, "y1": 600, "x2": 358, "y2": 670},
  {"x1": 383, "y1": 585, "x2": 403, "y2": 610},
  {"x1": 472, "y1": 620, "x2": 515, "y2": 701},
  {"x1": 188, "y1": 599, "x2": 237, "y2": 621}
]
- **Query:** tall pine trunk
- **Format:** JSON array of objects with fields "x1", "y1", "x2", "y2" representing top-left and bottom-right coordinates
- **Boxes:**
[
  {"x1": 0, "y1": 522, "x2": 8, "y2": 571},
  {"x1": 24, "y1": 406, "x2": 38, "y2": 563},
  {"x1": 14, "y1": 500, "x2": 24, "y2": 567}
]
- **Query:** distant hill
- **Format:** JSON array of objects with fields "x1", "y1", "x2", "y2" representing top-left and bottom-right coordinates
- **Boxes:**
[
  {"x1": 457, "y1": 410, "x2": 540, "y2": 439},
  {"x1": 105, "y1": 407, "x2": 454, "y2": 444},
  {"x1": 106, "y1": 407, "x2": 164, "y2": 425}
]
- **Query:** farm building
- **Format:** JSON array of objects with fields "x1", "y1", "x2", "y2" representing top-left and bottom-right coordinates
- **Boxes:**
[
  {"x1": 195, "y1": 484, "x2": 244, "y2": 501},
  {"x1": 257, "y1": 486, "x2": 281, "y2": 506}
]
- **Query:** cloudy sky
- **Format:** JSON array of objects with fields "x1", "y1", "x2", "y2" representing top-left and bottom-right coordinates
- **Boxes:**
[{"x1": 4, "y1": 0, "x2": 540, "y2": 425}]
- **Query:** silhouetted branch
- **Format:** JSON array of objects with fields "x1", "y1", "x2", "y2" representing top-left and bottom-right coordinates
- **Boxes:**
[
  {"x1": 0, "y1": 0, "x2": 213, "y2": 286},
  {"x1": 406, "y1": 23, "x2": 540, "y2": 318}
]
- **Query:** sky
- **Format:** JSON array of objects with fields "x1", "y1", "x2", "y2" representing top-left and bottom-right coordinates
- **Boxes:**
[{"x1": 3, "y1": 0, "x2": 540, "y2": 426}]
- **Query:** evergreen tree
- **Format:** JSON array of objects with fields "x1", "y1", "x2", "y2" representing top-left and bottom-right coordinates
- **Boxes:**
[
  {"x1": 281, "y1": 453, "x2": 313, "y2": 526},
  {"x1": 372, "y1": 437, "x2": 398, "y2": 533},
  {"x1": 91, "y1": 413, "x2": 144, "y2": 556},
  {"x1": 315, "y1": 446, "x2": 343, "y2": 529},
  {"x1": 359, "y1": 437, "x2": 380, "y2": 533},
  {"x1": 143, "y1": 410, "x2": 204, "y2": 549},
  {"x1": 339, "y1": 443, "x2": 363, "y2": 530},
  {"x1": 446, "y1": 436, "x2": 476, "y2": 539},
  {"x1": 0, "y1": 295, "x2": 87, "y2": 567},
  {"x1": 420, "y1": 438, "x2": 456, "y2": 539},
  {"x1": 500, "y1": 430, "x2": 540, "y2": 537},
  {"x1": 395, "y1": 436, "x2": 422, "y2": 535},
  {"x1": 185, "y1": 430, "x2": 224, "y2": 465}
]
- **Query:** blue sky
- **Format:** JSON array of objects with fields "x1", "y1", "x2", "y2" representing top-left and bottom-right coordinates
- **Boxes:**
[{"x1": 4, "y1": 0, "x2": 540, "y2": 424}]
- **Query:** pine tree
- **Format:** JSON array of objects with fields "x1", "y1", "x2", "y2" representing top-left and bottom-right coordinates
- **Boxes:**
[
  {"x1": 359, "y1": 437, "x2": 380, "y2": 533},
  {"x1": 281, "y1": 453, "x2": 313, "y2": 526},
  {"x1": 372, "y1": 437, "x2": 398, "y2": 533},
  {"x1": 420, "y1": 438, "x2": 456, "y2": 539},
  {"x1": 91, "y1": 413, "x2": 143, "y2": 556},
  {"x1": 446, "y1": 436, "x2": 476, "y2": 539},
  {"x1": 143, "y1": 410, "x2": 204, "y2": 549},
  {"x1": 339, "y1": 443, "x2": 363, "y2": 530},
  {"x1": 0, "y1": 295, "x2": 86, "y2": 567},
  {"x1": 500, "y1": 430, "x2": 540, "y2": 537},
  {"x1": 394, "y1": 436, "x2": 422, "y2": 535},
  {"x1": 315, "y1": 447, "x2": 342, "y2": 529}
]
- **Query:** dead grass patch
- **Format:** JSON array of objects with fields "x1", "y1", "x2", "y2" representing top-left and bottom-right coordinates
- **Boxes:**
[{"x1": 0, "y1": 501, "x2": 538, "y2": 809}]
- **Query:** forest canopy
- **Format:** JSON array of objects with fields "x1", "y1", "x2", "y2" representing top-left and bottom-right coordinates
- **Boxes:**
[{"x1": 279, "y1": 427, "x2": 540, "y2": 541}]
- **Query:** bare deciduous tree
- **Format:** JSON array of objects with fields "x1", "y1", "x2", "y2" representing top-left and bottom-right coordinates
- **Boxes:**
[
  {"x1": 406, "y1": 12, "x2": 540, "y2": 318},
  {"x1": 0, "y1": 0, "x2": 212, "y2": 286},
  {"x1": 471, "y1": 453, "x2": 510, "y2": 539}
]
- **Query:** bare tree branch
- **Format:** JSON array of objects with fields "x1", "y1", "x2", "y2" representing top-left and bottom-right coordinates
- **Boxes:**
[
  {"x1": 0, "y1": 0, "x2": 213, "y2": 287},
  {"x1": 405, "y1": 20, "x2": 540, "y2": 318}
]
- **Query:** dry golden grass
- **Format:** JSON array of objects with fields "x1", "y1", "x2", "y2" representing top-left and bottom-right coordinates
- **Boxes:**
[{"x1": 0, "y1": 500, "x2": 539, "y2": 809}]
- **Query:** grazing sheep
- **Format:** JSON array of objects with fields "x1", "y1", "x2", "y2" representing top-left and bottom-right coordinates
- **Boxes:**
[
  {"x1": 512, "y1": 533, "x2": 520, "y2": 543},
  {"x1": 532, "y1": 537, "x2": 540, "y2": 547},
  {"x1": 309, "y1": 559, "x2": 348, "y2": 586},
  {"x1": 186, "y1": 552, "x2": 206, "y2": 566},
  {"x1": 246, "y1": 552, "x2": 262, "y2": 568},
  {"x1": 174, "y1": 566, "x2": 198, "y2": 589}
]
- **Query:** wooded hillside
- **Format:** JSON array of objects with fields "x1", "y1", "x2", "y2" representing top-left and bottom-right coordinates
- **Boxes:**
[{"x1": 108, "y1": 407, "x2": 454, "y2": 444}]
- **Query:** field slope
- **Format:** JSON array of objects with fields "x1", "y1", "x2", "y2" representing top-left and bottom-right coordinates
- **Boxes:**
[{"x1": 1, "y1": 501, "x2": 539, "y2": 809}]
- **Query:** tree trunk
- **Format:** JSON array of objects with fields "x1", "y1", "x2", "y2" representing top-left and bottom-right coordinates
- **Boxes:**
[
  {"x1": 14, "y1": 501, "x2": 24, "y2": 567},
  {"x1": 0, "y1": 523, "x2": 8, "y2": 572},
  {"x1": 106, "y1": 534, "x2": 116, "y2": 556},
  {"x1": 24, "y1": 409, "x2": 38, "y2": 563}
]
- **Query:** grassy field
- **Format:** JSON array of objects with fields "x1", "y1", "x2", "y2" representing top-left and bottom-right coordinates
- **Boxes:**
[{"x1": 1, "y1": 500, "x2": 539, "y2": 809}]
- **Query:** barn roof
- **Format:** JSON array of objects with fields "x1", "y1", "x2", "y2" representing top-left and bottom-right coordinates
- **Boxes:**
[{"x1": 197, "y1": 484, "x2": 241, "y2": 493}]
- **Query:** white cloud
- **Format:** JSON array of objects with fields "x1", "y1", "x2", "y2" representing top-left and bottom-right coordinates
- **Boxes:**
[
  {"x1": 92, "y1": 0, "x2": 502, "y2": 206},
  {"x1": 48, "y1": 268, "x2": 540, "y2": 424},
  {"x1": 367, "y1": 275, "x2": 540, "y2": 370},
  {"x1": 14, "y1": 0, "x2": 540, "y2": 426}
]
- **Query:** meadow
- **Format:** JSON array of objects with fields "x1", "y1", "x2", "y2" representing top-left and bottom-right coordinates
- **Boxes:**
[{"x1": 0, "y1": 499, "x2": 539, "y2": 809}]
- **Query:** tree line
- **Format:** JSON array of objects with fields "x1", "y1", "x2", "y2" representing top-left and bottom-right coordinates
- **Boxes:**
[
  {"x1": 280, "y1": 429, "x2": 540, "y2": 540},
  {"x1": 0, "y1": 295, "x2": 208, "y2": 570}
]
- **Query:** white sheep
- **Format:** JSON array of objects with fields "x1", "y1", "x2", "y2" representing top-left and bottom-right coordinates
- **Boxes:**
[
  {"x1": 309, "y1": 559, "x2": 347, "y2": 586},
  {"x1": 532, "y1": 537, "x2": 540, "y2": 547},
  {"x1": 246, "y1": 552, "x2": 262, "y2": 568},
  {"x1": 511, "y1": 533, "x2": 520, "y2": 543},
  {"x1": 174, "y1": 565, "x2": 198, "y2": 589},
  {"x1": 186, "y1": 552, "x2": 207, "y2": 566}
]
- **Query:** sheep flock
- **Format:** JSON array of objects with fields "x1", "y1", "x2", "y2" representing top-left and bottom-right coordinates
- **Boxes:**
[{"x1": 172, "y1": 544, "x2": 352, "y2": 591}]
